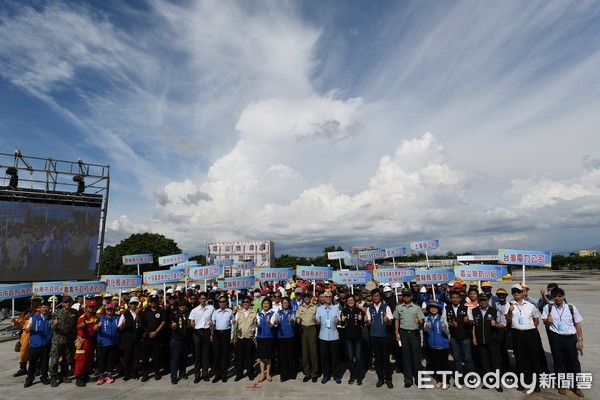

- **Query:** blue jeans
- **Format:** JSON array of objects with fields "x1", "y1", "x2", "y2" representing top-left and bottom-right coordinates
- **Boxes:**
[
  {"x1": 449, "y1": 337, "x2": 474, "y2": 375},
  {"x1": 345, "y1": 337, "x2": 363, "y2": 379}
]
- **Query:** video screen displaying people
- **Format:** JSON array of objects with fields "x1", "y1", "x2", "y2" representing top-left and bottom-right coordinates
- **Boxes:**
[{"x1": 0, "y1": 201, "x2": 101, "y2": 281}]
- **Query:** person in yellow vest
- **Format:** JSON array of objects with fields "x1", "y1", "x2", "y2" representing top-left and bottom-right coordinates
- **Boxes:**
[
  {"x1": 11, "y1": 295, "x2": 43, "y2": 377},
  {"x1": 97, "y1": 292, "x2": 113, "y2": 316}
]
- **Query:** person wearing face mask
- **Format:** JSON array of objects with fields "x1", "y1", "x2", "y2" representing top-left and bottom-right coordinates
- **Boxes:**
[{"x1": 494, "y1": 288, "x2": 512, "y2": 373}]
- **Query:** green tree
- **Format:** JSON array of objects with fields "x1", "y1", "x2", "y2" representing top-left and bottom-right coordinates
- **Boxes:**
[
  {"x1": 189, "y1": 255, "x2": 206, "y2": 265},
  {"x1": 99, "y1": 233, "x2": 181, "y2": 276}
]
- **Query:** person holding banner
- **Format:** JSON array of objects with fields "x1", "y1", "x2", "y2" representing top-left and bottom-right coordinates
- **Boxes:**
[
  {"x1": 366, "y1": 288, "x2": 393, "y2": 389},
  {"x1": 23, "y1": 301, "x2": 53, "y2": 387},
  {"x1": 74, "y1": 300, "x2": 99, "y2": 387},
  {"x1": 12, "y1": 295, "x2": 42, "y2": 378},
  {"x1": 255, "y1": 298, "x2": 277, "y2": 383},
  {"x1": 315, "y1": 291, "x2": 342, "y2": 384},
  {"x1": 49, "y1": 295, "x2": 78, "y2": 387},
  {"x1": 234, "y1": 296, "x2": 257, "y2": 381},
  {"x1": 296, "y1": 291, "x2": 319, "y2": 383}
]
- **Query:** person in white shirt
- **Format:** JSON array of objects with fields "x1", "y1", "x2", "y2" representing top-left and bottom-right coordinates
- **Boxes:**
[
  {"x1": 506, "y1": 284, "x2": 541, "y2": 393},
  {"x1": 189, "y1": 292, "x2": 214, "y2": 383},
  {"x1": 541, "y1": 288, "x2": 584, "y2": 398}
]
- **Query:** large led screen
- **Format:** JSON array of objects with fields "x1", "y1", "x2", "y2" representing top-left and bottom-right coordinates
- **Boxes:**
[{"x1": 0, "y1": 201, "x2": 101, "y2": 282}]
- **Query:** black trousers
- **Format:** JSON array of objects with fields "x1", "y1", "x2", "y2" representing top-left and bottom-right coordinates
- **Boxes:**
[
  {"x1": 278, "y1": 337, "x2": 297, "y2": 381},
  {"x1": 476, "y1": 343, "x2": 500, "y2": 374},
  {"x1": 193, "y1": 329, "x2": 211, "y2": 376},
  {"x1": 141, "y1": 336, "x2": 163, "y2": 376},
  {"x1": 370, "y1": 336, "x2": 392, "y2": 381},
  {"x1": 212, "y1": 329, "x2": 231, "y2": 379},
  {"x1": 319, "y1": 339, "x2": 340, "y2": 378},
  {"x1": 548, "y1": 332, "x2": 581, "y2": 389},
  {"x1": 428, "y1": 347, "x2": 449, "y2": 382},
  {"x1": 97, "y1": 345, "x2": 119, "y2": 375},
  {"x1": 399, "y1": 329, "x2": 421, "y2": 385},
  {"x1": 512, "y1": 328, "x2": 540, "y2": 386},
  {"x1": 27, "y1": 345, "x2": 50, "y2": 382},
  {"x1": 170, "y1": 339, "x2": 187, "y2": 380},
  {"x1": 234, "y1": 338, "x2": 255, "y2": 377},
  {"x1": 123, "y1": 339, "x2": 141, "y2": 378}
]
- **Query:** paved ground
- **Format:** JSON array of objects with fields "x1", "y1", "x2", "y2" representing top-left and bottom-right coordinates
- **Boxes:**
[{"x1": 0, "y1": 269, "x2": 598, "y2": 399}]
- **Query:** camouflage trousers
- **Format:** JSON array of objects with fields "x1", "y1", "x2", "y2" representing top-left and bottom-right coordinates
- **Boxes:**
[{"x1": 49, "y1": 342, "x2": 74, "y2": 378}]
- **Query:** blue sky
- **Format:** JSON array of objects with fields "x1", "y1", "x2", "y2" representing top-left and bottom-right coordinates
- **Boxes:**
[{"x1": 1, "y1": 1, "x2": 599, "y2": 256}]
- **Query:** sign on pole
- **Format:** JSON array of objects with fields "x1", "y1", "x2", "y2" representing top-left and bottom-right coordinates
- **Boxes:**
[
  {"x1": 234, "y1": 261, "x2": 255, "y2": 270},
  {"x1": 158, "y1": 253, "x2": 189, "y2": 267},
  {"x1": 296, "y1": 266, "x2": 333, "y2": 280},
  {"x1": 62, "y1": 281, "x2": 106, "y2": 296},
  {"x1": 385, "y1": 247, "x2": 407, "y2": 258},
  {"x1": 455, "y1": 265, "x2": 507, "y2": 281},
  {"x1": 497, "y1": 249, "x2": 551, "y2": 267},
  {"x1": 332, "y1": 270, "x2": 372, "y2": 285},
  {"x1": 0, "y1": 283, "x2": 33, "y2": 301},
  {"x1": 221, "y1": 276, "x2": 254, "y2": 291},
  {"x1": 101, "y1": 275, "x2": 142, "y2": 289},
  {"x1": 357, "y1": 249, "x2": 387, "y2": 261},
  {"x1": 255, "y1": 268, "x2": 294, "y2": 281},
  {"x1": 327, "y1": 251, "x2": 351, "y2": 260},
  {"x1": 188, "y1": 266, "x2": 224, "y2": 281},
  {"x1": 410, "y1": 240, "x2": 440, "y2": 251},
  {"x1": 33, "y1": 281, "x2": 69, "y2": 296},
  {"x1": 214, "y1": 258, "x2": 235, "y2": 266},
  {"x1": 122, "y1": 253, "x2": 153, "y2": 265},
  {"x1": 456, "y1": 255, "x2": 498, "y2": 262},
  {"x1": 373, "y1": 268, "x2": 416, "y2": 284},
  {"x1": 416, "y1": 268, "x2": 454, "y2": 284},
  {"x1": 143, "y1": 269, "x2": 186, "y2": 285}
]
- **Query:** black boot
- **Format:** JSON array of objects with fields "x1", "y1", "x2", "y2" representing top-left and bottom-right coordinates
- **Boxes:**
[{"x1": 13, "y1": 362, "x2": 27, "y2": 377}]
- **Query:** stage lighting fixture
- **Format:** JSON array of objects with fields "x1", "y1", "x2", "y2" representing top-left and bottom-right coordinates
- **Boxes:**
[
  {"x1": 73, "y1": 174, "x2": 85, "y2": 194},
  {"x1": 6, "y1": 167, "x2": 18, "y2": 189}
]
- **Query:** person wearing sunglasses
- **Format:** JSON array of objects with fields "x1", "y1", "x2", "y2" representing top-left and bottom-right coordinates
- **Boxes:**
[
  {"x1": 234, "y1": 297, "x2": 257, "y2": 381},
  {"x1": 541, "y1": 288, "x2": 584, "y2": 397},
  {"x1": 507, "y1": 284, "x2": 541, "y2": 393},
  {"x1": 210, "y1": 296, "x2": 234, "y2": 383}
]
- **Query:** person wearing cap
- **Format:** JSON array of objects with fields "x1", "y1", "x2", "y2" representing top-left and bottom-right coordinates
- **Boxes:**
[
  {"x1": 189, "y1": 291, "x2": 215, "y2": 383},
  {"x1": 425, "y1": 300, "x2": 450, "y2": 390},
  {"x1": 97, "y1": 292, "x2": 113, "y2": 316},
  {"x1": 366, "y1": 288, "x2": 393, "y2": 389},
  {"x1": 73, "y1": 299, "x2": 99, "y2": 387},
  {"x1": 506, "y1": 284, "x2": 541, "y2": 392},
  {"x1": 12, "y1": 294, "x2": 43, "y2": 378},
  {"x1": 315, "y1": 290, "x2": 342, "y2": 384},
  {"x1": 233, "y1": 296, "x2": 257, "y2": 381},
  {"x1": 94, "y1": 303, "x2": 120, "y2": 385},
  {"x1": 23, "y1": 301, "x2": 53, "y2": 387},
  {"x1": 494, "y1": 288, "x2": 512, "y2": 373},
  {"x1": 292, "y1": 287, "x2": 304, "y2": 311},
  {"x1": 49, "y1": 295, "x2": 78, "y2": 387},
  {"x1": 140, "y1": 295, "x2": 167, "y2": 382},
  {"x1": 445, "y1": 290, "x2": 474, "y2": 384},
  {"x1": 296, "y1": 291, "x2": 319, "y2": 383},
  {"x1": 541, "y1": 288, "x2": 585, "y2": 398},
  {"x1": 393, "y1": 289, "x2": 425, "y2": 388},
  {"x1": 169, "y1": 299, "x2": 192, "y2": 384},
  {"x1": 118, "y1": 296, "x2": 143, "y2": 381},
  {"x1": 472, "y1": 293, "x2": 505, "y2": 392}
]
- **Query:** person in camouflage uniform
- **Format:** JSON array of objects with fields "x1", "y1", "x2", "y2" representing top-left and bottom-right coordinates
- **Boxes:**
[{"x1": 49, "y1": 295, "x2": 78, "y2": 387}]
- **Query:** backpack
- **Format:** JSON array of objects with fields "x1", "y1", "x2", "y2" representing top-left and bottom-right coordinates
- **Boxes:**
[{"x1": 548, "y1": 303, "x2": 574, "y2": 320}]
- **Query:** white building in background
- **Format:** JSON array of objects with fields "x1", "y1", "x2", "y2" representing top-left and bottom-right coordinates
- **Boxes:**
[{"x1": 206, "y1": 240, "x2": 276, "y2": 272}]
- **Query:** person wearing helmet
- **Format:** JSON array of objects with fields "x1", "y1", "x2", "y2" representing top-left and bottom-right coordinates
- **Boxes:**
[
  {"x1": 481, "y1": 282, "x2": 499, "y2": 308},
  {"x1": 73, "y1": 300, "x2": 99, "y2": 387},
  {"x1": 494, "y1": 288, "x2": 512, "y2": 373}
]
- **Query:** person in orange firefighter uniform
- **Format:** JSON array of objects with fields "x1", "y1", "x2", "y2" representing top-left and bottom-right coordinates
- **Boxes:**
[
  {"x1": 74, "y1": 300, "x2": 99, "y2": 387},
  {"x1": 12, "y1": 295, "x2": 43, "y2": 377}
]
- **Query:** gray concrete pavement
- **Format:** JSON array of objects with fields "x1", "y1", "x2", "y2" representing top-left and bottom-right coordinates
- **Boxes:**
[{"x1": 0, "y1": 269, "x2": 597, "y2": 399}]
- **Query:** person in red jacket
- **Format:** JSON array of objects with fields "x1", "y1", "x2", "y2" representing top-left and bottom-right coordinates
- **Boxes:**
[{"x1": 74, "y1": 299, "x2": 99, "y2": 387}]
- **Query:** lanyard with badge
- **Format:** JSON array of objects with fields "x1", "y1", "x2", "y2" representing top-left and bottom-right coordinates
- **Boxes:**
[
  {"x1": 556, "y1": 306, "x2": 566, "y2": 332},
  {"x1": 325, "y1": 307, "x2": 331, "y2": 329},
  {"x1": 515, "y1": 303, "x2": 525, "y2": 326}
]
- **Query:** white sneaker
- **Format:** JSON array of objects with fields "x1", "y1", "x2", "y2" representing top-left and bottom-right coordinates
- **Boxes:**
[
  {"x1": 435, "y1": 382, "x2": 443, "y2": 389},
  {"x1": 442, "y1": 383, "x2": 450, "y2": 390}
]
